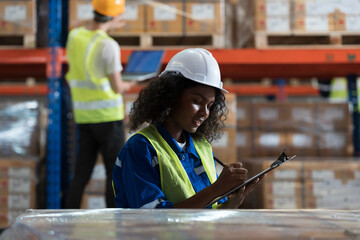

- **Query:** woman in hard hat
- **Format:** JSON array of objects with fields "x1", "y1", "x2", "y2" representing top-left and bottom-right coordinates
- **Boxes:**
[
  {"x1": 112, "y1": 48, "x2": 262, "y2": 208},
  {"x1": 64, "y1": 0, "x2": 135, "y2": 208}
]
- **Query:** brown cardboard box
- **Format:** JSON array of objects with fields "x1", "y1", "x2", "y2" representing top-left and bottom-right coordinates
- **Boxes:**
[
  {"x1": 317, "y1": 131, "x2": 352, "y2": 157},
  {"x1": 146, "y1": 2, "x2": 183, "y2": 34},
  {"x1": 283, "y1": 102, "x2": 316, "y2": 131},
  {"x1": 286, "y1": 132, "x2": 317, "y2": 156},
  {"x1": 254, "y1": 0, "x2": 291, "y2": 32},
  {"x1": 110, "y1": 2, "x2": 146, "y2": 34},
  {"x1": 69, "y1": 0, "x2": 92, "y2": 30},
  {"x1": 236, "y1": 101, "x2": 252, "y2": 129},
  {"x1": 212, "y1": 127, "x2": 237, "y2": 164},
  {"x1": 0, "y1": 0, "x2": 36, "y2": 35},
  {"x1": 184, "y1": 2, "x2": 223, "y2": 34},
  {"x1": 253, "y1": 102, "x2": 285, "y2": 131},
  {"x1": 253, "y1": 131, "x2": 286, "y2": 157},
  {"x1": 316, "y1": 102, "x2": 350, "y2": 131},
  {"x1": 263, "y1": 180, "x2": 303, "y2": 209}
]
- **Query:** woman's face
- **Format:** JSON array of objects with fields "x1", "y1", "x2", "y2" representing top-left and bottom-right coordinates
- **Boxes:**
[{"x1": 171, "y1": 84, "x2": 216, "y2": 134}]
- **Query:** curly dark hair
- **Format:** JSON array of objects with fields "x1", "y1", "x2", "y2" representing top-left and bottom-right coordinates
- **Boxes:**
[{"x1": 128, "y1": 73, "x2": 228, "y2": 142}]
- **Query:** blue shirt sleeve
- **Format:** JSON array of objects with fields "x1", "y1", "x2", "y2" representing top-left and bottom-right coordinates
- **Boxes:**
[{"x1": 113, "y1": 134, "x2": 173, "y2": 208}]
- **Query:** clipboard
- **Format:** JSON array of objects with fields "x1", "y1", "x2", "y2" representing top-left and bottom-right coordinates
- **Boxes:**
[{"x1": 206, "y1": 148, "x2": 296, "y2": 208}]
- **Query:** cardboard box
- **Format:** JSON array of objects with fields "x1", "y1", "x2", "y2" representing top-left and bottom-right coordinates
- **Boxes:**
[
  {"x1": 212, "y1": 127, "x2": 237, "y2": 164},
  {"x1": 184, "y1": 2, "x2": 223, "y2": 34},
  {"x1": 283, "y1": 102, "x2": 316, "y2": 131},
  {"x1": 69, "y1": 0, "x2": 93, "y2": 30},
  {"x1": 236, "y1": 101, "x2": 252, "y2": 129},
  {"x1": 316, "y1": 102, "x2": 350, "y2": 131},
  {"x1": 81, "y1": 193, "x2": 106, "y2": 209},
  {"x1": 236, "y1": 130, "x2": 253, "y2": 160},
  {"x1": 225, "y1": 93, "x2": 237, "y2": 127},
  {"x1": 286, "y1": 132, "x2": 317, "y2": 156},
  {"x1": 317, "y1": 131, "x2": 352, "y2": 157},
  {"x1": 253, "y1": 131, "x2": 286, "y2": 157},
  {"x1": 255, "y1": 0, "x2": 291, "y2": 32},
  {"x1": 0, "y1": 0, "x2": 36, "y2": 35},
  {"x1": 253, "y1": 102, "x2": 285, "y2": 131},
  {"x1": 110, "y1": 2, "x2": 146, "y2": 34},
  {"x1": 146, "y1": 2, "x2": 183, "y2": 33}
]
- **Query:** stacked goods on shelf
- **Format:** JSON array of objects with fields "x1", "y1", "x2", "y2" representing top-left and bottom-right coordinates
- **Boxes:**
[
  {"x1": 212, "y1": 93, "x2": 237, "y2": 165},
  {"x1": 0, "y1": 99, "x2": 45, "y2": 227},
  {"x1": 235, "y1": 0, "x2": 360, "y2": 48},
  {"x1": 236, "y1": 101, "x2": 352, "y2": 161},
  {"x1": 0, "y1": 0, "x2": 36, "y2": 48},
  {"x1": 68, "y1": 0, "x2": 226, "y2": 48},
  {"x1": 81, "y1": 155, "x2": 106, "y2": 209},
  {"x1": 0, "y1": 160, "x2": 37, "y2": 228},
  {"x1": 242, "y1": 158, "x2": 360, "y2": 210}
]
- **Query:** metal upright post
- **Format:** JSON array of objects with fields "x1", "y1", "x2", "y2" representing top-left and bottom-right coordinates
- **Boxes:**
[
  {"x1": 46, "y1": 0, "x2": 66, "y2": 209},
  {"x1": 347, "y1": 74, "x2": 360, "y2": 157}
]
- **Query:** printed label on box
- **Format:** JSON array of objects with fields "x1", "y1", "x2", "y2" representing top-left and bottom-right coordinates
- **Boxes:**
[
  {"x1": 291, "y1": 108, "x2": 312, "y2": 121},
  {"x1": 123, "y1": 5, "x2": 138, "y2": 20},
  {"x1": 266, "y1": 0, "x2": 289, "y2": 16},
  {"x1": 237, "y1": 108, "x2": 246, "y2": 120},
  {"x1": 259, "y1": 133, "x2": 280, "y2": 147},
  {"x1": 267, "y1": 16, "x2": 290, "y2": 32},
  {"x1": 324, "y1": 108, "x2": 344, "y2": 121},
  {"x1": 9, "y1": 168, "x2": 31, "y2": 179},
  {"x1": 272, "y1": 181, "x2": 295, "y2": 196},
  {"x1": 322, "y1": 133, "x2": 345, "y2": 149},
  {"x1": 192, "y1": 4, "x2": 214, "y2": 20},
  {"x1": 9, "y1": 178, "x2": 31, "y2": 193},
  {"x1": 305, "y1": 15, "x2": 329, "y2": 31},
  {"x1": 5, "y1": 5, "x2": 27, "y2": 22},
  {"x1": 154, "y1": 5, "x2": 177, "y2": 21},
  {"x1": 259, "y1": 108, "x2": 278, "y2": 120},
  {"x1": 274, "y1": 170, "x2": 298, "y2": 179},
  {"x1": 311, "y1": 170, "x2": 335, "y2": 180},
  {"x1": 346, "y1": 15, "x2": 360, "y2": 31},
  {"x1": 8, "y1": 194, "x2": 30, "y2": 209},
  {"x1": 292, "y1": 134, "x2": 313, "y2": 148},
  {"x1": 236, "y1": 132, "x2": 247, "y2": 147},
  {"x1": 77, "y1": 4, "x2": 94, "y2": 20}
]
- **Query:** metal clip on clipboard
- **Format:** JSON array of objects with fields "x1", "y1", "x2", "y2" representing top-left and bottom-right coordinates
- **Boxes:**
[{"x1": 206, "y1": 148, "x2": 296, "y2": 208}]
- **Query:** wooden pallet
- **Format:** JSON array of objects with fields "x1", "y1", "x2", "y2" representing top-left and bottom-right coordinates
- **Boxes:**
[
  {"x1": 255, "y1": 31, "x2": 360, "y2": 49},
  {"x1": 110, "y1": 33, "x2": 225, "y2": 49},
  {"x1": 0, "y1": 34, "x2": 36, "y2": 49}
]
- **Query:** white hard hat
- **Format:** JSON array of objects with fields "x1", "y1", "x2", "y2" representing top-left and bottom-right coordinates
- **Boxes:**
[{"x1": 159, "y1": 48, "x2": 228, "y2": 93}]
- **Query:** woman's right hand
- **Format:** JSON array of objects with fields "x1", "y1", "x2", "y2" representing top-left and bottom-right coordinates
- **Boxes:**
[{"x1": 212, "y1": 162, "x2": 248, "y2": 196}]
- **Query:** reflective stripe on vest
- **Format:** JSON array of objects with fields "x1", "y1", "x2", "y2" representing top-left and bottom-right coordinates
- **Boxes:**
[
  {"x1": 138, "y1": 125, "x2": 218, "y2": 208},
  {"x1": 65, "y1": 27, "x2": 124, "y2": 123}
]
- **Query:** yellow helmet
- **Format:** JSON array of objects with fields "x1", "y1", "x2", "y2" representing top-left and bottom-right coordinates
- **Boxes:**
[{"x1": 92, "y1": 0, "x2": 125, "y2": 17}]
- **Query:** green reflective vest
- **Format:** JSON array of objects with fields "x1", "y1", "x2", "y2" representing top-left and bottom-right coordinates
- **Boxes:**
[
  {"x1": 65, "y1": 27, "x2": 124, "y2": 123},
  {"x1": 138, "y1": 125, "x2": 218, "y2": 208},
  {"x1": 329, "y1": 77, "x2": 360, "y2": 111}
]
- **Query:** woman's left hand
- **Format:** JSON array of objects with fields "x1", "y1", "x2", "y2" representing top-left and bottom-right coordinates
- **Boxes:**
[{"x1": 219, "y1": 175, "x2": 265, "y2": 209}]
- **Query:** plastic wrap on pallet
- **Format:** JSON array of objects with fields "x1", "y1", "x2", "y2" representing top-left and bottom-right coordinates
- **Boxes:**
[
  {"x1": 0, "y1": 100, "x2": 41, "y2": 157},
  {"x1": 1, "y1": 209, "x2": 360, "y2": 239}
]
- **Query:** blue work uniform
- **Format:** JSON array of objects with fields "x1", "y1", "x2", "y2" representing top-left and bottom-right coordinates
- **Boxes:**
[{"x1": 112, "y1": 125, "x2": 226, "y2": 208}]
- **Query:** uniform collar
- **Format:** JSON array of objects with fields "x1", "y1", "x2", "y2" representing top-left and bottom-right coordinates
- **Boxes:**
[{"x1": 156, "y1": 125, "x2": 199, "y2": 158}]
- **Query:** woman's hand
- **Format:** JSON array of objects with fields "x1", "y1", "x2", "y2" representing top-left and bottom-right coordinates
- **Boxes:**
[
  {"x1": 212, "y1": 162, "x2": 248, "y2": 196},
  {"x1": 218, "y1": 175, "x2": 264, "y2": 209}
]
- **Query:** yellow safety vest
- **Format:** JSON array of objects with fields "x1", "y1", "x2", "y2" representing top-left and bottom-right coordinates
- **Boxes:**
[
  {"x1": 65, "y1": 27, "x2": 124, "y2": 123},
  {"x1": 329, "y1": 77, "x2": 360, "y2": 111},
  {"x1": 138, "y1": 125, "x2": 218, "y2": 208}
]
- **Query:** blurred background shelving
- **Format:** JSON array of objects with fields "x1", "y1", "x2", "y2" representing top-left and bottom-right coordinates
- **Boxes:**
[{"x1": 1, "y1": 0, "x2": 360, "y2": 232}]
